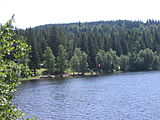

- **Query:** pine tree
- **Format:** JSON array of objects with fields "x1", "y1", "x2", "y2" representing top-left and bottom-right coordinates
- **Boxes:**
[
  {"x1": 57, "y1": 45, "x2": 68, "y2": 74},
  {"x1": 70, "y1": 54, "x2": 80, "y2": 74},
  {"x1": 79, "y1": 51, "x2": 88, "y2": 74},
  {"x1": 43, "y1": 47, "x2": 56, "y2": 74},
  {"x1": 48, "y1": 26, "x2": 67, "y2": 57},
  {"x1": 119, "y1": 55, "x2": 129, "y2": 71}
]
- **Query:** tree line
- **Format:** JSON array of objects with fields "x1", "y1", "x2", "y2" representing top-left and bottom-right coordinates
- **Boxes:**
[
  {"x1": 16, "y1": 20, "x2": 160, "y2": 74},
  {"x1": 96, "y1": 48, "x2": 160, "y2": 73},
  {"x1": 1, "y1": 18, "x2": 160, "y2": 119},
  {"x1": 43, "y1": 46, "x2": 88, "y2": 74},
  {"x1": 43, "y1": 45, "x2": 160, "y2": 74}
]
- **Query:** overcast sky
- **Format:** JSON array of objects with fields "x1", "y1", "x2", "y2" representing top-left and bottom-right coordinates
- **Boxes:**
[{"x1": 0, "y1": 0, "x2": 160, "y2": 28}]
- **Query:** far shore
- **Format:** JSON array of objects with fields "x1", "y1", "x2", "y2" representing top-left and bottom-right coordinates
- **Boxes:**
[
  {"x1": 20, "y1": 69, "x2": 160, "y2": 82},
  {"x1": 20, "y1": 72, "x2": 97, "y2": 81},
  {"x1": 19, "y1": 71, "x2": 123, "y2": 81}
]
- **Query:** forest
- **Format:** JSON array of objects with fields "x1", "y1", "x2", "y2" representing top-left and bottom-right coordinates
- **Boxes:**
[
  {"x1": 16, "y1": 20, "x2": 160, "y2": 74},
  {"x1": 1, "y1": 18, "x2": 160, "y2": 119}
]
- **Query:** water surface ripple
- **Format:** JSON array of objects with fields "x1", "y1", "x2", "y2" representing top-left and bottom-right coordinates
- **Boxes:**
[{"x1": 13, "y1": 71, "x2": 160, "y2": 120}]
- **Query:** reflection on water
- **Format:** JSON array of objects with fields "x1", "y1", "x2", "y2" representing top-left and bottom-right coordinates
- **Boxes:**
[{"x1": 13, "y1": 71, "x2": 160, "y2": 120}]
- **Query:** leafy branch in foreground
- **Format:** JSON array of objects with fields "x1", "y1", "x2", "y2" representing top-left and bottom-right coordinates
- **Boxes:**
[{"x1": 0, "y1": 16, "x2": 36, "y2": 119}]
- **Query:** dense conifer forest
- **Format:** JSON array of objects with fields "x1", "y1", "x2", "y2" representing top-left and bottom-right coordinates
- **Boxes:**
[
  {"x1": 1, "y1": 18, "x2": 160, "y2": 119},
  {"x1": 16, "y1": 20, "x2": 160, "y2": 74}
]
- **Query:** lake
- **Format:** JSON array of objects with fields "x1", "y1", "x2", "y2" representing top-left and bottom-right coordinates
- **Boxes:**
[{"x1": 13, "y1": 71, "x2": 160, "y2": 120}]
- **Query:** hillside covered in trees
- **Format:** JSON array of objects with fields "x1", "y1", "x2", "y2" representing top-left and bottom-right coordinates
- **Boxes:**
[{"x1": 16, "y1": 20, "x2": 160, "y2": 74}]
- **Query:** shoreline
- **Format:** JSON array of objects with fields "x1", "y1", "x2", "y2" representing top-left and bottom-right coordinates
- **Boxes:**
[
  {"x1": 19, "y1": 70, "x2": 160, "y2": 82},
  {"x1": 20, "y1": 73, "x2": 97, "y2": 81},
  {"x1": 19, "y1": 71, "x2": 122, "y2": 81}
]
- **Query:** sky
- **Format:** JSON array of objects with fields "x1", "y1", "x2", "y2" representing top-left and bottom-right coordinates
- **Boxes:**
[{"x1": 0, "y1": 0, "x2": 160, "y2": 28}]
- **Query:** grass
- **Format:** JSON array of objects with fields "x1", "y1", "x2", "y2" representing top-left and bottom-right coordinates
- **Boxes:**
[
  {"x1": 20, "y1": 68, "x2": 47, "y2": 81},
  {"x1": 19, "y1": 68, "x2": 105, "y2": 81},
  {"x1": 37, "y1": 68, "x2": 47, "y2": 75},
  {"x1": 20, "y1": 76, "x2": 40, "y2": 81}
]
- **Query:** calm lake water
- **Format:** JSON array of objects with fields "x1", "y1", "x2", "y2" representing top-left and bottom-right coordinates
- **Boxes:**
[{"x1": 13, "y1": 71, "x2": 160, "y2": 120}]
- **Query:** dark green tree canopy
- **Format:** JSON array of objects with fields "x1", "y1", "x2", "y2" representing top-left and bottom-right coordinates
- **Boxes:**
[
  {"x1": 70, "y1": 48, "x2": 88, "y2": 74},
  {"x1": 43, "y1": 47, "x2": 56, "y2": 74},
  {"x1": 57, "y1": 45, "x2": 68, "y2": 74},
  {"x1": 17, "y1": 20, "x2": 160, "y2": 72}
]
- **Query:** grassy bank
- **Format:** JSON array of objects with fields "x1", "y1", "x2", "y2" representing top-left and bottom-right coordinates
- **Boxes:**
[
  {"x1": 20, "y1": 68, "x2": 47, "y2": 81},
  {"x1": 19, "y1": 68, "x2": 121, "y2": 81}
]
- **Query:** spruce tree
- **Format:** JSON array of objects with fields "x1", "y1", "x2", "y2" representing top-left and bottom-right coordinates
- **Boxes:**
[
  {"x1": 43, "y1": 47, "x2": 56, "y2": 74},
  {"x1": 57, "y1": 45, "x2": 68, "y2": 74}
]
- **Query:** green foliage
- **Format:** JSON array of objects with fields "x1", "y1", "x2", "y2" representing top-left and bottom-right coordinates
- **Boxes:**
[
  {"x1": 70, "y1": 48, "x2": 88, "y2": 74},
  {"x1": 128, "y1": 49, "x2": 160, "y2": 71},
  {"x1": 107, "y1": 49, "x2": 120, "y2": 72},
  {"x1": 48, "y1": 26, "x2": 67, "y2": 57},
  {"x1": 119, "y1": 55, "x2": 129, "y2": 71},
  {"x1": 95, "y1": 49, "x2": 106, "y2": 72},
  {"x1": 70, "y1": 54, "x2": 79, "y2": 73},
  {"x1": 0, "y1": 16, "x2": 34, "y2": 119},
  {"x1": 153, "y1": 55, "x2": 160, "y2": 70},
  {"x1": 96, "y1": 48, "x2": 160, "y2": 73},
  {"x1": 17, "y1": 20, "x2": 160, "y2": 72},
  {"x1": 57, "y1": 45, "x2": 68, "y2": 74},
  {"x1": 128, "y1": 52, "x2": 142, "y2": 71},
  {"x1": 0, "y1": 20, "x2": 30, "y2": 61},
  {"x1": 138, "y1": 48, "x2": 155, "y2": 70},
  {"x1": 80, "y1": 52, "x2": 88, "y2": 74},
  {"x1": 0, "y1": 82, "x2": 24, "y2": 120},
  {"x1": 43, "y1": 47, "x2": 56, "y2": 74},
  {"x1": 96, "y1": 49, "x2": 119, "y2": 73}
]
